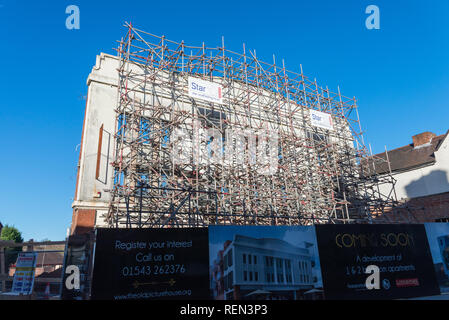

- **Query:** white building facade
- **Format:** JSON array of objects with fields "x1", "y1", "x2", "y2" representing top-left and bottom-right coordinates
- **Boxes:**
[{"x1": 217, "y1": 235, "x2": 316, "y2": 300}]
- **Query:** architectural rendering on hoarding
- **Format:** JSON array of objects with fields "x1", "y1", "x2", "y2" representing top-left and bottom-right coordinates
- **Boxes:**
[{"x1": 209, "y1": 226, "x2": 323, "y2": 300}]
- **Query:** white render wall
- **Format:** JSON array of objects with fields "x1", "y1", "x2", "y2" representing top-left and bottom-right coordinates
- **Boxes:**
[
  {"x1": 72, "y1": 54, "x2": 119, "y2": 226},
  {"x1": 378, "y1": 136, "x2": 449, "y2": 200}
]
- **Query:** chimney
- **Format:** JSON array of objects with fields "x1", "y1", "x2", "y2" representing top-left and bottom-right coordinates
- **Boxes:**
[{"x1": 412, "y1": 132, "x2": 436, "y2": 148}]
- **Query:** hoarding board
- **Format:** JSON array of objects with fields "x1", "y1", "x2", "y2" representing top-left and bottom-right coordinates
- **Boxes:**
[
  {"x1": 11, "y1": 252, "x2": 38, "y2": 295},
  {"x1": 91, "y1": 228, "x2": 210, "y2": 300},
  {"x1": 188, "y1": 77, "x2": 223, "y2": 104},
  {"x1": 309, "y1": 109, "x2": 334, "y2": 130},
  {"x1": 315, "y1": 224, "x2": 440, "y2": 300}
]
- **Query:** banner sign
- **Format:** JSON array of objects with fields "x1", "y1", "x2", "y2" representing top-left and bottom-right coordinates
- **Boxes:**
[
  {"x1": 310, "y1": 109, "x2": 334, "y2": 131},
  {"x1": 11, "y1": 252, "x2": 38, "y2": 295},
  {"x1": 188, "y1": 77, "x2": 223, "y2": 104},
  {"x1": 315, "y1": 224, "x2": 440, "y2": 300},
  {"x1": 91, "y1": 228, "x2": 210, "y2": 300}
]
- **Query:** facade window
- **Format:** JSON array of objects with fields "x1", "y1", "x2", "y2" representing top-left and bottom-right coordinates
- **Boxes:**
[
  {"x1": 224, "y1": 274, "x2": 228, "y2": 290},
  {"x1": 248, "y1": 254, "x2": 252, "y2": 265},
  {"x1": 254, "y1": 255, "x2": 257, "y2": 265},
  {"x1": 243, "y1": 254, "x2": 246, "y2": 264},
  {"x1": 306, "y1": 130, "x2": 329, "y2": 144},
  {"x1": 264, "y1": 256, "x2": 275, "y2": 284},
  {"x1": 285, "y1": 259, "x2": 292, "y2": 283},
  {"x1": 255, "y1": 272, "x2": 258, "y2": 282},
  {"x1": 249, "y1": 272, "x2": 253, "y2": 281},
  {"x1": 276, "y1": 257, "x2": 284, "y2": 282},
  {"x1": 228, "y1": 249, "x2": 233, "y2": 267},
  {"x1": 137, "y1": 174, "x2": 149, "y2": 193},
  {"x1": 244, "y1": 271, "x2": 247, "y2": 281},
  {"x1": 140, "y1": 117, "x2": 151, "y2": 144},
  {"x1": 306, "y1": 130, "x2": 329, "y2": 165},
  {"x1": 197, "y1": 107, "x2": 227, "y2": 129}
]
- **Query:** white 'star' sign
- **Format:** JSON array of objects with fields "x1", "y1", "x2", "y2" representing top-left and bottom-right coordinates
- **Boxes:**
[
  {"x1": 188, "y1": 77, "x2": 223, "y2": 104},
  {"x1": 310, "y1": 109, "x2": 334, "y2": 131}
]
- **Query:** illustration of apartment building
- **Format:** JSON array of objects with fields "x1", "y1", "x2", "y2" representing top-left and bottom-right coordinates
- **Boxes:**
[
  {"x1": 211, "y1": 234, "x2": 318, "y2": 300},
  {"x1": 438, "y1": 235, "x2": 449, "y2": 278}
]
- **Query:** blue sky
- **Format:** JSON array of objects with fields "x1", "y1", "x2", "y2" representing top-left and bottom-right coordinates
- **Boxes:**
[{"x1": 0, "y1": 1, "x2": 448, "y2": 240}]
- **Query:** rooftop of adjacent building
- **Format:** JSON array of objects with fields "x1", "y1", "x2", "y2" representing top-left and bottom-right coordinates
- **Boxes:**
[{"x1": 369, "y1": 130, "x2": 449, "y2": 175}]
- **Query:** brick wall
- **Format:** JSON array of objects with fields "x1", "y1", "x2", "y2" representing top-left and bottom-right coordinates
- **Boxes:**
[{"x1": 71, "y1": 209, "x2": 96, "y2": 235}]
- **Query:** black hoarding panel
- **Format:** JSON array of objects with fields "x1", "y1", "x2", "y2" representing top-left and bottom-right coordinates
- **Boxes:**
[
  {"x1": 91, "y1": 228, "x2": 210, "y2": 300},
  {"x1": 316, "y1": 224, "x2": 440, "y2": 300}
]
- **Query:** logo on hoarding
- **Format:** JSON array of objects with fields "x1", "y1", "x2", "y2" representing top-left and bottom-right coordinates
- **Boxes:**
[{"x1": 365, "y1": 265, "x2": 380, "y2": 290}]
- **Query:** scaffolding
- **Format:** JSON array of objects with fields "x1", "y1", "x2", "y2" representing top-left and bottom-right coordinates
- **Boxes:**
[{"x1": 105, "y1": 22, "x2": 415, "y2": 228}]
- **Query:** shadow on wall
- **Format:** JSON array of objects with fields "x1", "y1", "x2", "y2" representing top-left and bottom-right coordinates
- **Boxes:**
[{"x1": 405, "y1": 170, "x2": 449, "y2": 198}]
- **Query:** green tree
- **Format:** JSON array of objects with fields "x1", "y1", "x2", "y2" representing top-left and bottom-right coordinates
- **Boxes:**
[{"x1": 0, "y1": 225, "x2": 24, "y2": 268}]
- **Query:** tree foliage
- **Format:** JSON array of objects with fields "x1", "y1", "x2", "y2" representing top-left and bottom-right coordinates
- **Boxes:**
[{"x1": 0, "y1": 225, "x2": 24, "y2": 243}]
